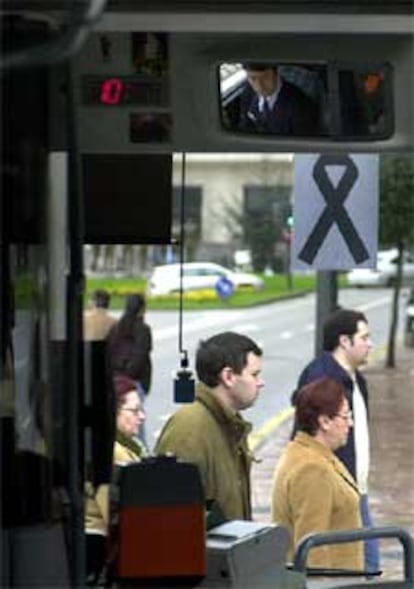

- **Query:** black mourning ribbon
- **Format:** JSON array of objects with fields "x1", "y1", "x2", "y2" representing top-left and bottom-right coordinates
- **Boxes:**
[{"x1": 298, "y1": 154, "x2": 370, "y2": 265}]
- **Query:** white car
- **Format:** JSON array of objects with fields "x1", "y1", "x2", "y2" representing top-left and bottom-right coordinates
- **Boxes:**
[
  {"x1": 147, "y1": 262, "x2": 264, "y2": 296},
  {"x1": 347, "y1": 249, "x2": 414, "y2": 287}
]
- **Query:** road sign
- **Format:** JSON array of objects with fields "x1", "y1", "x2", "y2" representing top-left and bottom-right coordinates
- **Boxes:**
[
  {"x1": 215, "y1": 276, "x2": 234, "y2": 299},
  {"x1": 291, "y1": 154, "x2": 379, "y2": 271}
]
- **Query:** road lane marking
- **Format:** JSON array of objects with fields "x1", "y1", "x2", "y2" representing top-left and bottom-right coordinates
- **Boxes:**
[
  {"x1": 152, "y1": 311, "x2": 245, "y2": 341},
  {"x1": 230, "y1": 323, "x2": 259, "y2": 332},
  {"x1": 357, "y1": 295, "x2": 392, "y2": 312},
  {"x1": 141, "y1": 290, "x2": 394, "y2": 345},
  {"x1": 249, "y1": 406, "x2": 295, "y2": 452}
]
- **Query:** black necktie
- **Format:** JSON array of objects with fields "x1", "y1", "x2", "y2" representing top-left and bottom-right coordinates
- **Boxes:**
[{"x1": 262, "y1": 100, "x2": 271, "y2": 127}]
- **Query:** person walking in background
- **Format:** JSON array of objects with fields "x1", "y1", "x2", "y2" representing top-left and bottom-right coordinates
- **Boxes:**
[
  {"x1": 272, "y1": 377, "x2": 363, "y2": 570},
  {"x1": 155, "y1": 332, "x2": 264, "y2": 521},
  {"x1": 291, "y1": 308, "x2": 379, "y2": 572},
  {"x1": 85, "y1": 374, "x2": 147, "y2": 585},
  {"x1": 107, "y1": 294, "x2": 152, "y2": 445},
  {"x1": 83, "y1": 289, "x2": 117, "y2": 341}
]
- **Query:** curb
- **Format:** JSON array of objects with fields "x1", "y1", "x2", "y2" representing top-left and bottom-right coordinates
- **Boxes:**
[{"x1": 249, "y1": 406, "x2": 294, "y2": 453}]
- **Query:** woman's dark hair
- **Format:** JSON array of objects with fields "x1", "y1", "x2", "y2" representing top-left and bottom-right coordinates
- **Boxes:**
[
  {"x1": 113, "y1": 374, "x2": 137, "y2": 407},
  {"x1": 323, "y1": 308, "x2": 367, "y2": 351},
  {"x1": 125, "y1": 293, "x2": 146, "y2": 316},
  {"x1": 295, "y1": 376, "x2": 346, "y2": 435},
  {"x1": 113, "y1": 293, "x2": 146, "y2": 338},
  {"x1": 195, "y1": 331, "x2": 262, "y2": 388}
]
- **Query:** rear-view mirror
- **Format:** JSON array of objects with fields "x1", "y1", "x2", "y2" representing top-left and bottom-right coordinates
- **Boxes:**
[{"x1": 219, "y1": 61, "x2": 393, "y2": 141}]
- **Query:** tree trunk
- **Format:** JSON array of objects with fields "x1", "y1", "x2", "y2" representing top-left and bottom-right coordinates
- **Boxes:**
[{"x1": 385, "y1": 243, "x2": 404, "y2": 368}]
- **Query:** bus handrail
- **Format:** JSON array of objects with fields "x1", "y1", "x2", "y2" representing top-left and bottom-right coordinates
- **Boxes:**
[{"x1": 292, "y1": 526, "x2": 414, "y2": 581}]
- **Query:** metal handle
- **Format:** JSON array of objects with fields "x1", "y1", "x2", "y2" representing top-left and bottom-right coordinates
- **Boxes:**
[{"x1": 292, "y1": 526, "x2": 414, "y2": 581}]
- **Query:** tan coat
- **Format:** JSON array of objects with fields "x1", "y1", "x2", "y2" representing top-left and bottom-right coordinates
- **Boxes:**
[
  {"x1": 85, "y1": 438, "x2": 145, "y2": 535},
  {"x1": 272, "y1": 432, "x2": 363, "y2": 570},
  {"x1": 85, "y1": 483, "x2": 110, "y2": 535},
  {"x1": 83, "y1": 308, "x2": 117, "y2": 341},
  {"x1": 113, "y1": 439, "x2": 145, "y2": 464},
  {"x1": 155, "y1": 383, "x2": 253, "y2": 520}
]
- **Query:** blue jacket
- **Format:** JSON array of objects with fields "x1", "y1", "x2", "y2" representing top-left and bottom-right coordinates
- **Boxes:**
[{"x1": 291, "y1": 352, "x2": 369, "y2": 480}]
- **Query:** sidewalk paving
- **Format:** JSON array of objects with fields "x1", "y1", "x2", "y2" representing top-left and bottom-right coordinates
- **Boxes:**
[{"x1": 250, "y1": 343, "x2": 414, "y2": 583}]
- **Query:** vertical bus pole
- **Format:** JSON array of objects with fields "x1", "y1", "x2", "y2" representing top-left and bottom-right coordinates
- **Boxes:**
[{"x1": 315, "y1": 271, "x2": 338, "y2": 356}]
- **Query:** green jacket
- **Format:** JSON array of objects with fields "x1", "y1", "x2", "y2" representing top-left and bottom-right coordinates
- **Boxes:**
[{"x1": 155, "y1": 383, "x2": 253, "y2": 520}]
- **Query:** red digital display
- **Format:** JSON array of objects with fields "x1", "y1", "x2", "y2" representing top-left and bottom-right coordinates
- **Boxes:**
[
  {"x1": 81, "y1": 75, "x2": 169, "y2": 107},
  {"x1": 100, "y1": 78, "x2": 124, "y2": 105}
]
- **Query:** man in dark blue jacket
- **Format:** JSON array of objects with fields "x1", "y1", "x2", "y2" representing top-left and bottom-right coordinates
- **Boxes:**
[{"x1": 292, "y1": 308, "x2": 379, "y2": 573}]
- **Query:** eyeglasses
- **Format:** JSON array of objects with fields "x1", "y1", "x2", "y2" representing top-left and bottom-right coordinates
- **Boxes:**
[
  {"x1": 334, "y1": 411, "x2": 353, "y2": 421},
  {"x1": 121, "y1": 407, "x2": 144, "y2": 416}
]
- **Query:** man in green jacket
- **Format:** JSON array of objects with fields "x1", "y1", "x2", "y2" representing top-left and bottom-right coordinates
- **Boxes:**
[{"x1": 155, "y1": 331, "x2": 264, "y2": 520}]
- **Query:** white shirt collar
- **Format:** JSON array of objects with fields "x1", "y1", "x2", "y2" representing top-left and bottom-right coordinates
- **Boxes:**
[{"x1": 258, "y1": 78, "x2": 283, "y2": 112}]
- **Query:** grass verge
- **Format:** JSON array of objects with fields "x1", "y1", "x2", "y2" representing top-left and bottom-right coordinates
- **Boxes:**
[{"x1": 86, "y1": 273, "x2": 349, "y2": 310}]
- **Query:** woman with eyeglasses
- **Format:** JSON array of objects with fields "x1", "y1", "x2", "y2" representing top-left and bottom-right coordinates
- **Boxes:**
[
  {"x1": 85, "y1": 374, "x2": 147, "y2": 584},
  {"x1": 113, "y1": 374, "x2": 147, "y2": 462},
  {"x1": 271, "y1": 376, "x2": 363, "y2": 571}
]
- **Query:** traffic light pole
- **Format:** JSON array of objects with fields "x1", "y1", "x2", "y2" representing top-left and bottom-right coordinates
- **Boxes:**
[{"x1": 315, "y1": 271, "x2": 338, "y2": 355}]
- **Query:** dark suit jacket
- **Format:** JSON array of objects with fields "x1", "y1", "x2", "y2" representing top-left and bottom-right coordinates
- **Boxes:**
[
  {"x1": 291, "y1": 351, "x2": 369, "y2": 480},
  {"x1": 239, "y1": 79, "x2": 320, "y2": 136}
]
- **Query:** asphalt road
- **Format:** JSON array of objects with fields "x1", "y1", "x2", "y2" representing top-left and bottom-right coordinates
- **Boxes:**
[{"x1": 143, "y1": 287, "x2": 408, "y2": 450}]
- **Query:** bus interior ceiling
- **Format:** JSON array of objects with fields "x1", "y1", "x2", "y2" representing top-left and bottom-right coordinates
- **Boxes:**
[{"x1": 1, "y1": 1, "x2": 413, "y2": 155}]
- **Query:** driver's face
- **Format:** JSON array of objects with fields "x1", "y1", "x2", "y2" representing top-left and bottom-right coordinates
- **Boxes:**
[{"x1": 246, "y1": 68, "x2": 278, "y2": 97}]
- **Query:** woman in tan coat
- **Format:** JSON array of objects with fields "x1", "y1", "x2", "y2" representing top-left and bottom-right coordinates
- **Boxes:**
[
  {"x1": 85, "y1": 374, "x2": 147, "y2": 584},
  {"x1": 272, "y1": 376, "x2": 363, "y2": 570}
]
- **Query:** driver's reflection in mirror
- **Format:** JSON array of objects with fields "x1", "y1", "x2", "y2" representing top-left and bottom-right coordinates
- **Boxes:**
[{"x1": 239, "y1": 63, "x2": 322, "y2": 136}]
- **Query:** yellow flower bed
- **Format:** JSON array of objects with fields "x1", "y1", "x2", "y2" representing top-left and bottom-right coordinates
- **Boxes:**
[
  {"x1": 107, "y1": 286, "x2": 146, "y2": 296},
  {"x1": 183, "y1": 289, "x2": 218, "y2": 301},
  {"x1": 149, "y1": 288, "x2": 219, "y2": 302}
]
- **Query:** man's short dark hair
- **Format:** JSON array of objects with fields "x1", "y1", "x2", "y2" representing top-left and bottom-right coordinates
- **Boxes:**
[
  {"x1": 195, "y1": 331, "x2": 262, "y2": 388},
  {"x1": 323, "y1": 309, "x2": 368, "y2": 351},
  {"x1": 92, "y1": 289, "x2": 110, "y2": 309},
  {"x1": 242, "y1": 62, "x2": 277, "y2": 73}
]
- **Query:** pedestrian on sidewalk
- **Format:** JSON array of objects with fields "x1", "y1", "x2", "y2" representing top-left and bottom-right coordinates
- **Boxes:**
[
  {"x1": 272, "y1": 376, "x2": 363, "y2": 570},
  {"x1": 155, "y1": 332, "x2": 264, "y2": 521},
  {"x1": 83, "y1": 289, "x2": 117, "y2": 341},
  {"x1": 291, "y1": 308, "x2": 379, "y2": 572}
]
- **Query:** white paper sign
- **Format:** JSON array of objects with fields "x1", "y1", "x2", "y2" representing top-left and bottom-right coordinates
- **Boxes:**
[{"x1": 291, "y1": 153, "x2": 379, "y2": 271}]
